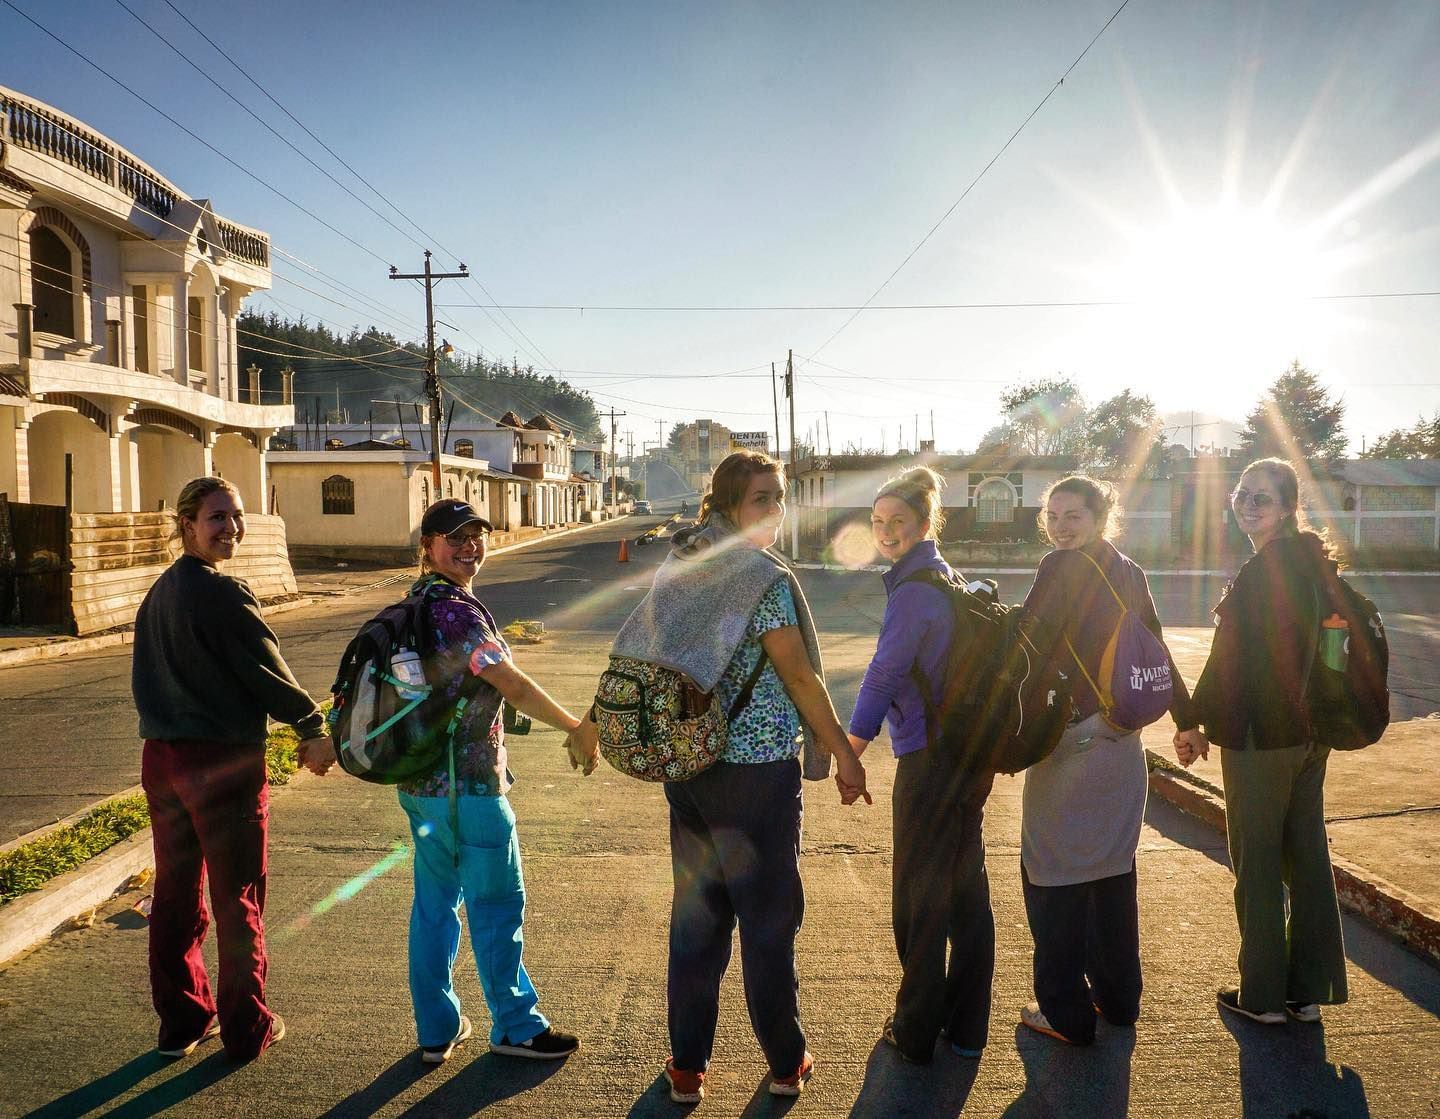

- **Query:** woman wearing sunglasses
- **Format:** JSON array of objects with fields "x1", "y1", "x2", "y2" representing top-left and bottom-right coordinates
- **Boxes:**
[{"x1": 1174, "y1": 458, "x2": 1349, "y2": 1026}]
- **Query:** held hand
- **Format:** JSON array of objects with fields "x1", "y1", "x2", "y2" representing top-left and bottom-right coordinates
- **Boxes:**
[
  {"x1": 298, "y1": 735, "x2": 337, "y2": 777},
  {"x1": 834, "y1": 754, "x2": 872, "y2": 806},
  {"x1": 566, "y1": 718, "x2": 600, "y2": 777},
  {"x1": 1172, "y1": 728, "x2": 1209, "y2": 768}
]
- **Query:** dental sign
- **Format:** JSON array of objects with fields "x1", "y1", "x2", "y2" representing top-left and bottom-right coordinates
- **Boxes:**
[{"x1": 729, "y1": 431, "x2": 769, "y2": 452}]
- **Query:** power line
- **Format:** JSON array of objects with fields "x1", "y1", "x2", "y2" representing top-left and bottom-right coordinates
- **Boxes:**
[{"x1": 805, "y1": 0, "x2": 1134, "y2": 361}]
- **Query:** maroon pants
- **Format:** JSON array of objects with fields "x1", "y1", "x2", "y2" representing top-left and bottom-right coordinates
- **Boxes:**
[{"x1": 141, "y1": 738, "x2": 278, "y2": 1060}]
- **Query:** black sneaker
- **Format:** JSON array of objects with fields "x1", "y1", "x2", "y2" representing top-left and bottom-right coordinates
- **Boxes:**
[
  {"x1": 490, "y1": 1026, "x2": 580, "y2": 1059},
  {"x1": 1217, "y1": 987, "x2": 1284, "y2": 1025},
  {"x1": 421, "y1": 1015, "x2": 473, "y2": 1064}
]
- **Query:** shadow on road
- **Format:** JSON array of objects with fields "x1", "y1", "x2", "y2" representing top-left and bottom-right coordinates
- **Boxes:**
[
  {"x1": 315, "y1": 1053, "x2": 432, "y2": 1118},
  {"x1": 1000, "y1": 1023, "x2": 1136, "y2": 1117},
  {"x1": 846, "y1": 1041, "x2": 979, "y2": 1117},
  {"x1": 392, "y1": 1051, "x2": 566, "y2": 1116},
  {"x1": 1223, "y1": 1017, "x2": 1369, "y2": 1118},
  {"x1": 22, "y1": 1049, "x2": 241, "y2": 1119}
]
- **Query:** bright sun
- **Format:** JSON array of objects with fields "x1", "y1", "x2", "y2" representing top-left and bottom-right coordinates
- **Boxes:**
[{"x1": 1111, "y1": 206, "x2": 1340, "y2": 389}]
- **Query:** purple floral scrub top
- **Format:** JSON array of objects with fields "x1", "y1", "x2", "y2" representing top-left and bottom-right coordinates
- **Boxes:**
[{"x1": 398, "y1": 573, "x2": 513, "y2": 797}]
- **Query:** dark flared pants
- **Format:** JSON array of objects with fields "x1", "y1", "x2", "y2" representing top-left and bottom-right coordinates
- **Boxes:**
[
  {"x1": 141, "y1": 738, "x2": 279, "y2": 1061},
  {"x1": 890, "y1": 750, "x2": 996, "y2": 1058},
  {"x1": 1021, "y1": 864, "x2": 1142, "y2": 1045},
  {"x1": 665, "y1": 759, "x2": 807, "y2": 1077}
]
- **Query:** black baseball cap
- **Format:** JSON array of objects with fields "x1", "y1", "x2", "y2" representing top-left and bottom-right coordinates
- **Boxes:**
[{"x1": 420, "y1": 499, "x2": 494, "y2": 537}]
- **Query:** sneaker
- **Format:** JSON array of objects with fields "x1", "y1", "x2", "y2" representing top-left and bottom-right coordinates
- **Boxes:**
[
  {"x1": 264, "y1": 1014, "x2": 286, "y2": 1051},
  {"x1": 1020, "y1": 1002, "x2": 1074, "y2": 1044},
  {"x1": 664, "y1": 1058, "x2": 705, "y2": 1104},
  {"x1": 157, "y1": 1018, "x2": 221, "y2": 1058},
  {"x1": 421, "y1": 1015, "x2": 473, "y2": 1064},
  {"x1": 1217, "y1": 987, "x2": 1284, "y2": 1025},
  {"x1": 950, "y1": 1043, "x2": 984, "y2": 1059},
  {"x1": 490, "y1": 1026, "x2": 580, "y2": 1059},
  {"x1": 880, "y1": 1014, "x2": 931, "y2": 1064},
  {"x1": 1286, "y1": 1001, "x2": 1322, "y2": 1023},
  {"x1": 769, "y1": 1051, "x2": 814, "y2": 1097}
]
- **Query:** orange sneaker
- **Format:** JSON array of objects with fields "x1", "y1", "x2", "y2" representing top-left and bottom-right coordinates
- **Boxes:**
[
  {"x1": 769, "y1": 1051, "x2": 814, "y2": 1096},
  {"x1": 665, "y1": 1058, "x2": 704, "y2": 1104}
]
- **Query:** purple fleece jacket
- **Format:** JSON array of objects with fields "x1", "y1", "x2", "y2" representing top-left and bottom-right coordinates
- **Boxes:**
[{"x1": 848, "y1": 539, "x2": 954, "y2": 757}]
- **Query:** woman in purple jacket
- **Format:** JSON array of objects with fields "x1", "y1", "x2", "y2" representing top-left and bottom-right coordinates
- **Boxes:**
[{"x1": 847, "y1": 467, "x2": 995, "y2": 1063}]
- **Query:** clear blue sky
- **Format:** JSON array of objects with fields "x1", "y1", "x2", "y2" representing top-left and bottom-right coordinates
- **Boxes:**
[{"x1": 4, "y1": 0, "x2": 1437, "y2": 454}]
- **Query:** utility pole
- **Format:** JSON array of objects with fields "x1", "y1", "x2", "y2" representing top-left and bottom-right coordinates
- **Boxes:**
[
  {"x1": 824, "y1": 411, "x2": 832, "y2": 456},
  {"x1": 389, "y1": 251, "x2": 468, "y2": 490},
  {"x1": 600, "y1": 406, "x2": 626, "y2": 508},
  {"x1": 771, "y1": 362, "x2": 782, "y2": 460},
  {"x1": 786, "y1": 349, "x2": 798, "y2": 558}
]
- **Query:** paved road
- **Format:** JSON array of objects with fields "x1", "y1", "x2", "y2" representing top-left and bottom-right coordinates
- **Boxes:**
[{"x1": 1, "y1": 520, "x2": 1438, "y2": 1116}]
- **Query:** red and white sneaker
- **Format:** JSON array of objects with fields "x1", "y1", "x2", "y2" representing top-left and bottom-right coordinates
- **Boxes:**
[
  {"x1": 769, "y1": 1051, "x2": 814, "y2": 1096},
  {"x1": 665, "y1": 1057, "x2": 705, "y2": 1103}
]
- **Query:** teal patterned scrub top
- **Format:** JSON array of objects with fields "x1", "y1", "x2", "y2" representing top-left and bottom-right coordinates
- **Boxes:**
[{"x1": 715, "y1": 579, "x2": 802, "y2": 764}]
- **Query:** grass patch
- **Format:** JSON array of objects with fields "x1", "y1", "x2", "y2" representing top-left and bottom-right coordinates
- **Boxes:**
[
  {"x1": 1145, "y1": 749, "x2": 1224, "y2": 798},
  {"x1": 0, "y1": 710, "x2": 332, "y2": 905},
  {"x1": 0, "y1": 795, "x2": 150, "y2": 904}
]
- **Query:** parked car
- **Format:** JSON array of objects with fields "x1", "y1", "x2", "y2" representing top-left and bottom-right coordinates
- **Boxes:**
[{"x1": 632, "y1": 500, "x2": 653, "y2": 514}]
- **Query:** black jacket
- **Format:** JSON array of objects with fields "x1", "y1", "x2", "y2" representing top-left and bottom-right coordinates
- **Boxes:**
[
  {"x1": 1192, "y1": 532, "x2": 1334, "y2": 749},
  {"x1": 133, "y1": 555, "x2": 323, "y2": 745}
]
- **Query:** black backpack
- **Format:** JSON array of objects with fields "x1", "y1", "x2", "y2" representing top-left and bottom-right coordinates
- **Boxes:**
[
  {"x1": 903, "y1": 570, "x2": 1075, "y2": 774},
  {"x1": 329, "y1": 593, "x2": 458, "y2": 784},
  {"x1": 1307, "y1": 574, "x2": 1390, "y2": 750}
]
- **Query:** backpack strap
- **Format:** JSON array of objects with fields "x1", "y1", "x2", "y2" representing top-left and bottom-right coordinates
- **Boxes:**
[
  {"x1": 897, "y1": 569, "x2": 957, "y2": 752},
  {"x1": 726, "y1": 650, "x2": 771, "y2": 721},
  {"x1": 1059, "y1": 549, "x2": 1124, "y2": 719}
]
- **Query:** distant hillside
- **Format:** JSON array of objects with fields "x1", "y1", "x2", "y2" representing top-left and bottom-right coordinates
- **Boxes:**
[{"x1": 237, "y1": 311, "x2": 601, "y2": 439}]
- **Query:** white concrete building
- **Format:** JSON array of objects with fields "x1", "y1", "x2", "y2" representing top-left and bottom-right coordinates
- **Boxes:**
[{"x1": 0, "y1": 86, "x2": 287, "y2": 514}]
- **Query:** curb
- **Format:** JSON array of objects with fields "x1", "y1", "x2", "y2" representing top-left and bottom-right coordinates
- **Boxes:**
[
  {"x1": 0, "y1": 596, "x2": 314, "y2": 670},
  {"x1": 0, "y1": 829, "x2": 153, "y2": 966},
  {"x1": 1146, "y1": 754, "x2": 1440, "y2": 967}
]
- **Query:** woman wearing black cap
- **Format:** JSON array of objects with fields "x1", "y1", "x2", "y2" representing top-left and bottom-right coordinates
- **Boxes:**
[{"x1": 327, "y1": 498, "x2": 599, "y2": 1064}]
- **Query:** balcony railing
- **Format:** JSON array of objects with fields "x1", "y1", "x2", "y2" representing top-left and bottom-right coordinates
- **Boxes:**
[
  {"x1": 2, "y1": 93, "x2": 113, "y2": 182},
  {"x1": 217, "y1": 217, "x2": 269, "y2": 267},
  {"x1": 117, "y1": 152, "x2": 177, "y2": 218}
]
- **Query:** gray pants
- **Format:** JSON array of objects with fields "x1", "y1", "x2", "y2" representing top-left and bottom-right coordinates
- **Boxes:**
[{"x1": 1220, "y1": 741, "x2": 1348, "y2": 1012}]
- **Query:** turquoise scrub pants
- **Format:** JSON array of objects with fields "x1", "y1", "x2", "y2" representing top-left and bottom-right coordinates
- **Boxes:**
[{"x1": 399, "y1": 791, "x2": 549, "y2": 1049}]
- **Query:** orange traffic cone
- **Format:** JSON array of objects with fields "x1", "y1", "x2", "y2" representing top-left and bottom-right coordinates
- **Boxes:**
[{"x1": 617, "y1": 537, "x2": 630, "y2": 563}]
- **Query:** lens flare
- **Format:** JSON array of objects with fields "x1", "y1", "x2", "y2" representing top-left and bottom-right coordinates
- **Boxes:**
[
  {"x1": 275, "y1": 841, "x2": 412, "y2": 942},
  {"x1": 830, "y1": 522, "x2": 879, "y2": 570}
]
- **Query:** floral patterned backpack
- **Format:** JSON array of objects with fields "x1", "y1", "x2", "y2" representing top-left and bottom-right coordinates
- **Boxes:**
[{"x1": 592, "y1": 652, "x2": 769, "y2": 781}]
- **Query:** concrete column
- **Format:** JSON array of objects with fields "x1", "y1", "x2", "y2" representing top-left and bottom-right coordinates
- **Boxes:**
[
  {"x1": 173, "y1": 276, "x2": 189, "y2": 384},
  {"x1": 13, "y1": 419, "x2": 31, "y2": 502},
  {"x1": 201, "y1": 429, "x2": 215, "y2": 478}
]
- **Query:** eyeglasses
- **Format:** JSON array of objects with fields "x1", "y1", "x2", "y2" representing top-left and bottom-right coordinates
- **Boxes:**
[
  {"x1": 1230, "y1": 489, "x2": 1276, "y2": 509},
  {"x1": 443, "y1": 529, "x2": 489, "y2": 546}
]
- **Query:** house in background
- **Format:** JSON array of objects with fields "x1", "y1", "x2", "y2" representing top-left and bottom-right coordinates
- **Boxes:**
[
  {"x1": 0, "y1": 85, "x2": 288, "y2": 515},
  {"x1": 0, "y1": 86, "x2": 297, "y2": 633}
]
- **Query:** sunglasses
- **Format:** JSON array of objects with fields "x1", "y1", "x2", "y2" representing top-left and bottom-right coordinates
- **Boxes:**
[
  {"x1": 1230, "y1": 489, "x2": 1277, "y2": 509},
  {"x1": 443, "y1": 529, "x2": 489, "y2": 546}
]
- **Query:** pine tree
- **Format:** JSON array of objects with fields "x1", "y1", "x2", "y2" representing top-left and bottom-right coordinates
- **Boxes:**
[{"x1": 1238, "y1": 361, "x2": 1348, "y2": 462}]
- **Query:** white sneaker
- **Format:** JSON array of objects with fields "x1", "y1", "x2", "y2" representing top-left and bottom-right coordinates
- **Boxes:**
[{"x1": 1217, "y1": 987, "x2": 1284, "y2": 1025}]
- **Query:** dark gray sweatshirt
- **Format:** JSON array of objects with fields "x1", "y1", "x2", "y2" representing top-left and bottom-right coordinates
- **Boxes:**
[{"x1": 132, "y1": 555, "x2": 324, "y2": 744}]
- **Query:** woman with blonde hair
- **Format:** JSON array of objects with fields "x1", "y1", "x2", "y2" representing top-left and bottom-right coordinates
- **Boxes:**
[
  {"x1": 608, "y1": 450, "x2": 869, "y2": 1102},
  {"x1": 846, "y1": 466, "x2": 997, "y2": 1063},
  {"x1": 1016, "y1": 475, "x2": 1192, "y2": 1045},
  {"x1": 1175, "y1": 457, "x2": 1349, "y2": 1025},
  {"x1": 132, "y1": 477, "x2": 329, "y2": 1061}
]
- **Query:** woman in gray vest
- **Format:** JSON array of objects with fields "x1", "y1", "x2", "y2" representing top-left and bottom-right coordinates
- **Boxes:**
[{"x1": 607, "y1": 450, "x2": 869, "y2": 1104}]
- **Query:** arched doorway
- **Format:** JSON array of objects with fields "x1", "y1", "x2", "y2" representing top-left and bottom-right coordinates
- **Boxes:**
[
  {"x1": 25, "y1": 407, "x2": 110, "y2": 511},
  {"x1": 212, "y1": 431, "x2": 261, "y2": 509}
]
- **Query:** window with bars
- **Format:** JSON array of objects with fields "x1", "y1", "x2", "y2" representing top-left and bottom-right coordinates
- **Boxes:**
[
  {"x1": 975, "y1": 478, "x2": 1015, "y2": 523},
  {"x1": 322, "y1": 475, "x2": 355, "y2": 515}
]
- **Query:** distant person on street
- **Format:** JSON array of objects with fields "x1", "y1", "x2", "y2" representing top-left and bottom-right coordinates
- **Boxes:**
[
  {"x1": 310, "y1": 498, "x2": 599, "y2": 1065},
  {"x1": 1174, "y1": 457, "x2": 1349, "y2": 1025},
  {"x1": 845, "y1": 466, "x2": 997, "y2": 1063},
  {"x1": 1016, "y1": 476, "x2": 1192, "y2": 1045},
  {"x1": 132, "y1": 476, "x2": 328, "y2": 1062},
  {"x1": 608, "y1": 450, "x2": 869, "y2": 1103}
]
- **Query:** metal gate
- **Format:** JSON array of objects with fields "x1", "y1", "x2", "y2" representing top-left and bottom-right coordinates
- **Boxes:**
[{"x1": 0, "y1": 496, "x2": 73, "y2": 630}]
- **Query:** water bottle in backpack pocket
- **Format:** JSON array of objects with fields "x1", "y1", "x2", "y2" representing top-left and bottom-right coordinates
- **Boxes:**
[{"x1": 1308, "y1": 577, "x2": 1390, "y2": 750}]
